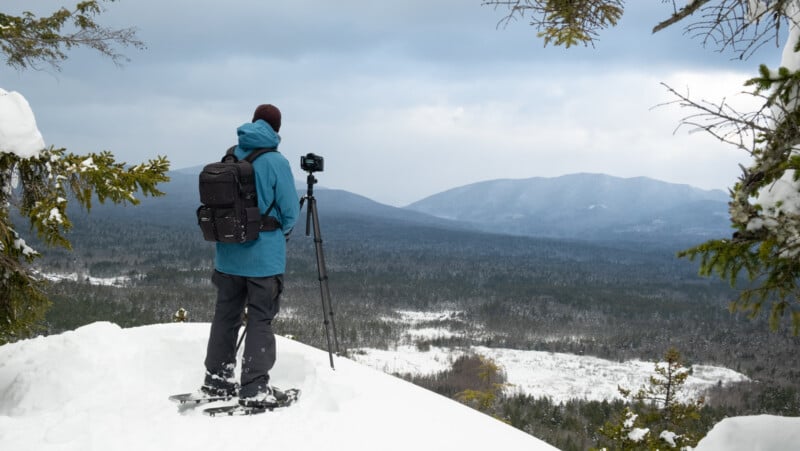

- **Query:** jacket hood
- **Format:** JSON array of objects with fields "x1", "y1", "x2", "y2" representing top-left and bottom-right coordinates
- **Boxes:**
[{"x1": 237, "y1": 120, "x2": 281, "y2": 150}]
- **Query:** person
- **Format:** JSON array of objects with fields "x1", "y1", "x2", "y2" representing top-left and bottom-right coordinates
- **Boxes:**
[{"x1": 201, "y1": 104, "x2": 300, "y2": 407}]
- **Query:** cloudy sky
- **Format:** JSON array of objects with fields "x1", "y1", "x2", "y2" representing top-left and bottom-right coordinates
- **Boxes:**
[{"x1": 0, "y1": 1, "x2": 785, "y2": 206}]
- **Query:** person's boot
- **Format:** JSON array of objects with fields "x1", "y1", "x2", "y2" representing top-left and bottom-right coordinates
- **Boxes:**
[{"x1": 200, "y1": 370, "x2": 238, "y2": 397}]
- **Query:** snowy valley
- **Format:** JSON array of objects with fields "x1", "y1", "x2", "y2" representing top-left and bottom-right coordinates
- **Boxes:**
[{"x1": 348, "y1": 310, "x2": 749, "y2": 405}]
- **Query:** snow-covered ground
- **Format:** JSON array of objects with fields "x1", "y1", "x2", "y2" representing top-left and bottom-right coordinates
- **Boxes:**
[
  {"x1": 696, "y1": 414, "x2": 800, "y2": 451},
  {"x1": 0, "y1": 322, "x2": 554, "y2": 451},
  {"x1": 351, "y1": 310, "x2": 750, "y2": 404},
  {"x1": 0, "y1": 322, "x2": 797, "y2": 451},
  {"x1": 350, "y1": 344, "x2": 750, "y2": 404},
  {"x1": 37, "y1": 271, "x2": 134, "y2": 287}
]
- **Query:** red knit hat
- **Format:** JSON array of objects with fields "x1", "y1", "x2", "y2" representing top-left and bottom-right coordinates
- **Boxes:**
[{"x1": 252, "y1": 104, "x2": 281, "y2": 132}]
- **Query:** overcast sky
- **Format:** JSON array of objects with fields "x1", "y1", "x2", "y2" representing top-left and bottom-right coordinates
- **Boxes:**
[{"x1": 0, "y1": 1, "x2": 785, "y2": 206}]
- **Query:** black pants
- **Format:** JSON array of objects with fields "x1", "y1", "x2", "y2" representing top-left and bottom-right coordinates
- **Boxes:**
[{"x1": 204, "y1": 270, "x2": 282, "y2": 398}]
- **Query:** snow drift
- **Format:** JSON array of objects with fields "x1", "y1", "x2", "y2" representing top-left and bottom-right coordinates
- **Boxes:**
[{"x1": 0, "y1": 322, "x2": 555, "y2": 451}]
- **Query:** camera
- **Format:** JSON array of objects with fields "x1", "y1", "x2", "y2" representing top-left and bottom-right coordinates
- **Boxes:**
[{"x1": 300, "y1": 153, "x2": 324, "y2": 173}]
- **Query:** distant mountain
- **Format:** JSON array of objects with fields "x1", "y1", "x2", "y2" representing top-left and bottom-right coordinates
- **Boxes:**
[
  {"x1": 122, "y1": 169, "x2": 469, "y2": 232},
  {"x1": 87, "y1": 171, "x2": 730, "y2": 243},
  {"x1": 404, "y1": 173, "x2": 731, "y2": 241}
]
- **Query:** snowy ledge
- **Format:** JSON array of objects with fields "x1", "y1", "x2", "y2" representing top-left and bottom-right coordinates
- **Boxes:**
[{"x1": 0, "y1": 322, "x2": 556, "y2": 451}]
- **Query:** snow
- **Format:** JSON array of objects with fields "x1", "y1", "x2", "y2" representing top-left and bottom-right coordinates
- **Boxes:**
[
  {"x1": 695, "y1": 414, "x2": 800, "y2": 451},
  {"x1": 628, "y1": 426, "x2": 649, "y2": 442},
  {"x1": 384, "y1": 309, "x2": 464, "y2": 324},
  {"x1": 37, "y1": 271, "x2": 133, "y2": 287},
  {"x1": 405, "y1": 327, "x2": 461, "y2": 340},
  {"x1": 351, "y1": 345, "x2": 456, "y2": 376},
  {"x1": 624, "y1": 411, "x2": 637, "y2": 428},
  {"x1": 753, "y1": 172, "x2": 800, "y2": 217},
  {"x1": 660, "y1": 430, "x2": 678, "y2": 447},
  {"x1": 1, "y1": 87, "x2": 46, "y2": 260},
  {"x1": 747, "y1": 1, "x2": 800, "y2": 239},
  {"x1": 0, "y1": 87, "x2": 45, "y2": 158},
  {"x1": 351, "y1": 344, "x2": 750, "y2": 404},
  {"x1": 5, "y1": 322, "x2": 791, "y2": 451},
  {"x1": 12, "y1": 234, "x2": 38, "y2": 258},
  {"x1": 0, "y1": 322, "x2": 556, "y2": 451}
]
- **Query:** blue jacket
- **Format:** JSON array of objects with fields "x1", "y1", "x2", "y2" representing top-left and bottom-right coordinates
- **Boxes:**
[{"x1": 215, "y1": 120, "x2": 299, "y2": 277}]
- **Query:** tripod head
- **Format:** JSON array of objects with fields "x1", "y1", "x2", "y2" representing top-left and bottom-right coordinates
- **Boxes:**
[{"x1": 304, "y1": 172, "x2": 318, "y2": 198}]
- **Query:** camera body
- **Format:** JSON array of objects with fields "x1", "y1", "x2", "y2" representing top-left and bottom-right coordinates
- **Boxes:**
[{"x1": 300, "y1": 153, "x2": 324, "y2": 173}]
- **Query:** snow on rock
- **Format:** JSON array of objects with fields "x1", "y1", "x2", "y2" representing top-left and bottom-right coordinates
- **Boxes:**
[
  {"x1": 0, "y1": 88, "x2": 45, "y2": 158},
  {"x1": 0, "y1": 322, "x2": 556, "y2": 451},
  {"x1": 695, "y1": 414, "x2": 800, "y2": 451}
]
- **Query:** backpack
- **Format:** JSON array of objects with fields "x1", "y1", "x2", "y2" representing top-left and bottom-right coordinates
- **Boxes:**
[{"x1": 196, "y1": 145, "x2": 282, "y2": 243}]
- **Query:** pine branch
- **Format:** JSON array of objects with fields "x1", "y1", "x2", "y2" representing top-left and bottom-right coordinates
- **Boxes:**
[{"x1": 0, "y1": 2, "x2": 144, "y2": 70}]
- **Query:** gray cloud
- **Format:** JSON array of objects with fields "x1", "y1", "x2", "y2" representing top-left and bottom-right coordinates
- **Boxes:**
[{"x1": 0, "y1": 1, "x2": 783, "y2": 205}]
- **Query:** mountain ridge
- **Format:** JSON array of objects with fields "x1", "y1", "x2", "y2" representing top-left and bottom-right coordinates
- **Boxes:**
[
  {"x1": 129, "y1": 170, "x2": 730, "y2": 242},
  {"x1": 404, "y1": 173, "x2": 730, "y2": 240}
]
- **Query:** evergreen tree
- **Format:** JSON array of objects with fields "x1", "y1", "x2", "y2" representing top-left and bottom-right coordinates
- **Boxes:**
[
  {"x1": 485, "y1": 0, "x2": 800, "y2": 335},
  {"x1": 595, "y1": 348, "x2": 705, "y2": 450},
  {"x1": 484, "y1": 0, "x2": 623, "y2": 48},
  {"x1": 0, "y1": 1, "x2": 144, "y2": 70},
  {"x1": 0, "y1": 1, "x2": 168, "y2": 344}
]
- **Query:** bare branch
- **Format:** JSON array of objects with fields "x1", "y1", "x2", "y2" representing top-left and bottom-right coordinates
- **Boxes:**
[
  {"x1": 679, "y1": 0, "x2": 791, "y2": 60},
  {"x1": 653, "y1": 0, "x2": 711, "y2": 34},
  {"x1": 657, "y1": 82, "x2": 772, "y2": 153}
]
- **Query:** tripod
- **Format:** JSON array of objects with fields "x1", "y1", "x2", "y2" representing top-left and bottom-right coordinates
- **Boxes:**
[{"x1": 299, "y1": 172, "x2": 340, "y2": 369}]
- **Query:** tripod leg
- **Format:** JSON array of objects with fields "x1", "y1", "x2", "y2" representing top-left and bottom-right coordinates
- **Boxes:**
[
  {"x1": 305, "y1": 197, "x2": 312, "y2": 236},
  {"x1": 308, "y1": 197, "x2": 340, "y2": 369},
  {"x1": 235, "y1": 323, "x2": 247, "y2": 356}
]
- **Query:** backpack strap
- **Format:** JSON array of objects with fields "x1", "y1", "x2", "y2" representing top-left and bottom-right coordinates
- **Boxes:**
[
  {"x1": 244, "y1": 147, "x2": 277, "y2": 162},
  {"x1": 226, "y1": 145, "x2": 282, "y2": 232},
  {"x1": 260, "y1": 198, "x2": 282, "y2": 232},
  {"x1": 222, "y1": 145, "x2": 238, "y2": 162},
  {"x1": 221, "y1": 146, "x2": 277, "y2": 162}
]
